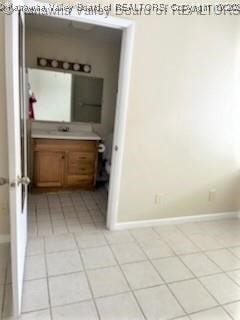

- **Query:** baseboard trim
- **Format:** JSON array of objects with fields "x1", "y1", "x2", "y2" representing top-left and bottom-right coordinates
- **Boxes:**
[
  {"x1": 114, "y1": 211, "x2": 239, "y2": 230},
  {"x1": 0, "y1": 234, "x2": 10, "y2": 243}
]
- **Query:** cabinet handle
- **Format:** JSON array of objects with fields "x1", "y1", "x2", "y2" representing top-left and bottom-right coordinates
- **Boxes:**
[{"x1": 62, "y1": 155, "x2": 65, "y2": 160}]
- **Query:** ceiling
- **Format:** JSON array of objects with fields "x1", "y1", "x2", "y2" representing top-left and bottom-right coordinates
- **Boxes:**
[{"x1": 25, "y1": 15, "x2": 122, "y2": 44}]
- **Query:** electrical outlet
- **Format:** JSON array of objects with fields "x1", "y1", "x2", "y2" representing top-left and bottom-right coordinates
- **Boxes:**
[
  {"x1": 208, "y1": 189, "x2": 216, "y2": 202},
  {"x1": 154, "y1": 193, "x2": 164, "y2": 205}
]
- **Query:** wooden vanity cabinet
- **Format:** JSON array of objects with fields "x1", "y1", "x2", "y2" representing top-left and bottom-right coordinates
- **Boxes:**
[{"x1": 33, "y1": 139, "x2": 98, "y2": 190}]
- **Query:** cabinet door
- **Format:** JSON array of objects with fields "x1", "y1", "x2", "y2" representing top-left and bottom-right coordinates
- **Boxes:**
[{"x1": 34, "y1": 151, "x2": 65, "y2": 187}]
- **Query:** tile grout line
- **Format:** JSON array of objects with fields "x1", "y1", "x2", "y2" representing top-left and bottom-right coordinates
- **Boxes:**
[
  {"x1": 73, "y1": 232, "x2": 102, "y2": 320},
  {"x1": 102, "y1": 232, "x2": 148, "y2": 320},
  {"x1": 81, "y1": 192, "x2": 105, "y2": 231},
  {"x1": 71, "y1": 190, "x2": 104, "y2": 232},
  {"x1": 42, "y1": 192, "x2": 53, "y2": 319},
  {"x1": 129, "y1": 230, "x2": 189, "y2": 319},
  {"x1": 61, "y1": 193, "x2": 82, "y2": 235},
  {"x1": 174, "y1": 225, "x2": 236, "y2": 320},
  {"x1": 43, "y1": 235, "x2": 53, "y2": 320},
  {"x1": 0, "y1": 246, "x2": 10, "y2": 319},
  {"x1": 36, "y1": 195, "x2": 53, "y2": 238}
]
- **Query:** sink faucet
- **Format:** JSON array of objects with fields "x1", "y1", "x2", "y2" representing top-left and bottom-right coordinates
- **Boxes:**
[{"x1": 58, "y1": 126, "x2": 70, "y2": 132}]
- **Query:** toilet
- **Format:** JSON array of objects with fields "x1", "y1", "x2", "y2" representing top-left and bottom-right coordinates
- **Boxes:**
[{"x1": 103, "y1": 132, "x2": 113, "y2": 182}]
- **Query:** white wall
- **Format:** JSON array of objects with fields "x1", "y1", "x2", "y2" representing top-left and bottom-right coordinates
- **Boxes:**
[
  {"x1": 25, "y1": 27, "x2": 121, "y2": 138},
  {"x1": 28, "y1": 68, "x2": 72, "y2": 122},
  {"x1": 0, "y1": 15, "x2": 9, "y2": 235},
  {"x1": 118, "y1": 14, "x2": 240, "y2": 221}
]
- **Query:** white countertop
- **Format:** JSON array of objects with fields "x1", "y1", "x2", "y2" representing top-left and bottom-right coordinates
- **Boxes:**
[{"x1": 32, "y1": 130, "x2": 101, "y2": 141}]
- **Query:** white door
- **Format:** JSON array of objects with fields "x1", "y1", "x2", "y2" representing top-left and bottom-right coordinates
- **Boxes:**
[{"x1": 5, "y1": 9, "x2": 29, "y2": 317}]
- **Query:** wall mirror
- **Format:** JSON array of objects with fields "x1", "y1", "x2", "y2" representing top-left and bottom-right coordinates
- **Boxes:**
[{"x1": 28, "y1": 68, "x2": 104, "y2": 123}]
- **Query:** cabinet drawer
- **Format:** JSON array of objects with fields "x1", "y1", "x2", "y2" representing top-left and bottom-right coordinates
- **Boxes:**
[
  {"x1": 68, "y1": 152, "x2": 96, "y2": 163},
  {"x1": 68, "y1": 163, "x2": 94, "y2": 175},
  {"x1": 68, "y1": 152, "x2": 96, "y2": 175},
  {"x1": 67, "y1": 175, "x2": 94, "y2": 186}
]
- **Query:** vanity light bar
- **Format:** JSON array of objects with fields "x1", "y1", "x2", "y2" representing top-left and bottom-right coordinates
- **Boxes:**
[{"x1": 37, "y1": 57, "x2": 92, "y2": 74}]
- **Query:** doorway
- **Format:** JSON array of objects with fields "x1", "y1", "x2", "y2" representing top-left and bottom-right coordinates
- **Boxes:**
[{"x1": 24, "y1": 11, "x2": 133, "y2": 230}]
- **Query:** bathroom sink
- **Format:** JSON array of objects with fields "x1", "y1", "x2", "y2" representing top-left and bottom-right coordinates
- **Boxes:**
[
  {"x1": 46, "y1": 130, "x2": 101, "y2": 140},
  {"x1": 49, "y1": 130, "x2": 75, "y2": 135},
  {"x1": 48, "y1": 130, "x2": 94, "y2": 138},
  {"x1": 32, "y1": 129, "x2": 101, "y2": 141}
]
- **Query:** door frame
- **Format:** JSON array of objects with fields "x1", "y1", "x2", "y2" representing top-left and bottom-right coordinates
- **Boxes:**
[{"x1": 23, "y1": 0, "x2": 135, "y2": 230}]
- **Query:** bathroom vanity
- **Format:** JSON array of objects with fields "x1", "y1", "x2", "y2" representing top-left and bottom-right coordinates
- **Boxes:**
[{"x1": 31, "y1": 129, "x2": 101, "y2": 190}]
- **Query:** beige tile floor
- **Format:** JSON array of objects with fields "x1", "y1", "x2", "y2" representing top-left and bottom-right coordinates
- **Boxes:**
[{"x1": 2, "y1": 189, "x2": 240, "y2": 319}]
